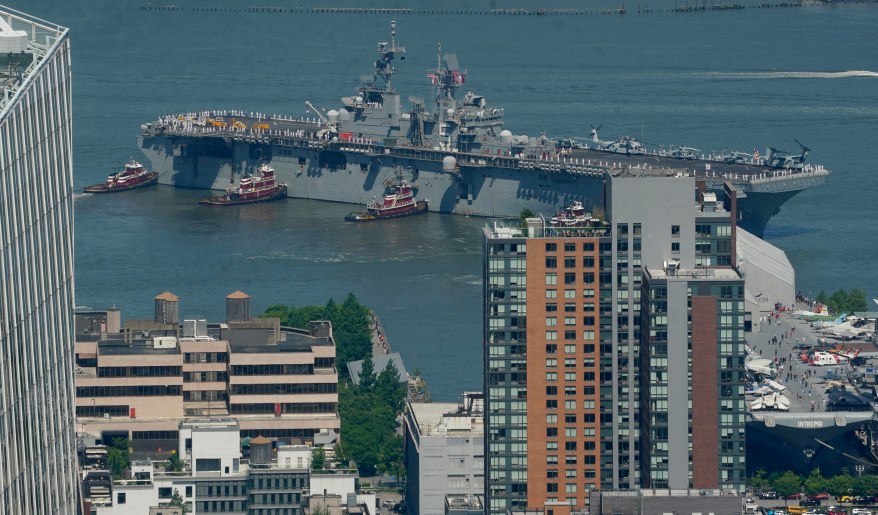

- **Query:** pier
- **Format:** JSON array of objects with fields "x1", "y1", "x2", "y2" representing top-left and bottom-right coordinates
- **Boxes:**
[
  {"x1": 369, "y1": 311, "x2": 431, "y2": 403},
  {"x1": 140, "y1": 1, "x2": 818, "y2": 17}
]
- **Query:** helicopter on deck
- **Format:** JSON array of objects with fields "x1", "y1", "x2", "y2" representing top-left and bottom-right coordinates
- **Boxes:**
[
  {"x1": 589, "y1": 126, "x2": 647, "y2": 155},
  {"x1": 765, "y1": 139, "x2": 810, "y2": 169},
  {"x1": 668, "y1": 145, "x2": 701, "y2": 160},
  {"x1": 718, "y1": 150, "x2": 752, "y2": 164}
]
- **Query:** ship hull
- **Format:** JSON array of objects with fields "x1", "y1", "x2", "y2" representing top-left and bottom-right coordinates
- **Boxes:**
[
  {"x1": 745, "y1": 412, "x2": 874, "y2": 476},
  {"x1": 139, "y1": 132, "x2": 825, "y2": 236}
]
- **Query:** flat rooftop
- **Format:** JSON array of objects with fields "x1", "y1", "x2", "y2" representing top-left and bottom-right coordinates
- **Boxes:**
[
  {"x1": 410, "y1": 401, "x2": 484, "y2": 437},
  {"x1": 645, "y1": 266, "x2": 742, "y2": 281},
  {"x1": 0, "y1": 6, "x2": 68, "y2": 116}
]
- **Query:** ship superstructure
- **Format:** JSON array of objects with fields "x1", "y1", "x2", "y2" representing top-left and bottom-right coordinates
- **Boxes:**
[{"x1": 138, "y1": 21, "x2": 828, "y2": 237}]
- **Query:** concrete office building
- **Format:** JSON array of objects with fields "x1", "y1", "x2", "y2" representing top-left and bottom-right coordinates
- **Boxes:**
[
  {"x1": 0, "y1": 6, "x2": 78, "y2": 512},
  {"x1": 74, "y1": 293, "x2": 340, "y2": 452},
  {"x1": 403, "y1": 392, "x2": 485, "y2": 515},
  {"x1": 483, "y1": 172, "x2": 748, "y2": 514},
  {"x1": 83, "y1": 419, "x2": 376, "y2": 515}
]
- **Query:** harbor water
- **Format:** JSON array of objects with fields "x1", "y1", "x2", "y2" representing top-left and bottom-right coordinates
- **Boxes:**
[{"x1": 21, "y1": 0, "x2": 878, "y2": 401}]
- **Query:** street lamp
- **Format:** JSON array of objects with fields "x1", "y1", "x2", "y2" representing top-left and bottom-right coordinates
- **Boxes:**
[{"x1": 856, "y1": 464, "x2": 865, "y2": 477}]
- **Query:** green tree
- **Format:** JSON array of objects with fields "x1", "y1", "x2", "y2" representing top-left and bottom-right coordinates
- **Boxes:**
[
  {"x1": 107, "y1": 437, "x2": 130, "y2": 479},
  {"x1": 826, "y1": 472, "x2": 854, "y2": 500},
  {"x1": 828, "y1": 289, "x2": 850, "y2": 315},
  {"x1": 519, "y1": 208, "x2": 536, "y2": 228},
  {"x1": 803, "y1": 468, "x2": 826, "y2": 497},
  {"x1": 816, "y1": 289, "x2": 828, "y2": 306},
  {"x1": 751, "y1": 469, "x2": 770, "y2": 494},
  {"x1": 168, "y1": 488, "x2": 189, "y2": 513},
  {"x1": 773, "y1": 471, "x2": 802, "y2": 506},
  {"x1": 375, "y1": 360, "x2": 406, "y2": 415},
  {"x1": 852, "y1": 474, "x2": 878, "y2": 498},
  {"x1": 168, "y1": 451, "x2": 184, "y2": 472},
  {"x1": 847, "y1": 288, "x2": 868, "y2": 312},
  {"x1": 311, "y1": 446, "x2": 326, "y2": 471},
  {"x1": 358, "y1": 355, "x2": 377, "y2": 391}
]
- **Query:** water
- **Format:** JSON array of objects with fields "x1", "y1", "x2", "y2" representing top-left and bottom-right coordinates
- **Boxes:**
[{"x1": 21, "y1": 0, "x2": 878, "y2": 401}]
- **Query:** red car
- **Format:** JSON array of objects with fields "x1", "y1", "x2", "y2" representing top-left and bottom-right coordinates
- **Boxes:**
[
  {"x1": 786, "y1": 493, "x2": 803, "y2": 500},
  {"x1": 810, "y1": 492, "x2": 831, "y2": 501}
]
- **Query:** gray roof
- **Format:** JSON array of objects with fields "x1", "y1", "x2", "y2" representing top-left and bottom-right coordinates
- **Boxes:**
[
  {"x1": 737, "y1": 228, "x2": 795, "y2": 287},
  {"x1": 347, "y1": 353, "x2": 409, "y2": 385}
]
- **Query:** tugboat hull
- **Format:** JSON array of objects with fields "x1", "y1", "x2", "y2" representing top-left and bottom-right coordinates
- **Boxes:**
[
  {"x1": 83, "y1": 172, "x2": 158, "y2": 193},
  {"x1": 345, "y1": 200, "x2": 428, "y2": 222},
  {"x1": 198, "y1": 185, "x2": 288, "y2": 206}
]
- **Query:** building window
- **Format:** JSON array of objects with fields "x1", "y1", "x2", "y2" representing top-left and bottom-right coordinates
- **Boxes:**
[
  {"x1": 564, "y1": 273, "x2": 576, "y2": 285},
  {"x1": 672, "y1": 225, "x2": 680, "y2": 236},
  {"x1": 546, "y1": 289, "x2": 557, "y2": 299},
  {"x1": 118, "y1": 493, "x2": 126, "y2": 505},
  {"x1": 564, "y1": 243, "x2": 576, "y2": 252},
  {"x1": 583, "y1": 243, "x2": 594, "y2": 251},
  {"x1": 547, "y1": 427, "x2": 558, "y2": 437},
  {"x1": 672, "y1": 242, "x2": 680, "y2": 252},
  {"x1": 564, "y1": 290, "x2": 576, "y2": 299},
  {"x1": 546, "y1": 303, "x2": 558, "y2": 312},
  {"x1": 546, "y1": 257, "x2": 557, "y2": 268},
  {"x1": 547, "y1": 470, "x2": 559, "y2": 479},
  {"x1": 546, "y1": 344, "x2": 557, "y2": 354},
  {"x1": 564, "y1": 331, "x2": 576, "y2": 341},
  {"x1": 547, "y1": 483, "x2": 559, "y2": 493},
  {"x1": 546, "y1": 273, "x2": 557, "y2": 285},
  {"x1": 546, "y1": 243, "x2": 557, "y2": 251},
  {"x1": 546, "y1": 317, "x2": 558, "y2": 327},
  {"x1": 564, "y1": 256, "x2": 576, "y2": 268}
]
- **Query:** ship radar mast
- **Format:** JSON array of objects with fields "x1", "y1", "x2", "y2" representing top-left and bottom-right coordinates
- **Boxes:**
[
  {"x1": 373, "y1": 20, "x2": 405, "y2": 92},
  {"x1": 427, "y1": 43, "x2": 466, "y2": 111}
]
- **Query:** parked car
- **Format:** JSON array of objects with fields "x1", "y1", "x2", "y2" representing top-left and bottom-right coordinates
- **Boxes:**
[
  {"x1": 787, "y1": 493, "x2": 804, "y2": 500},
  {"x1": 827, "y1": 507, "x2": 848, "y2": 515},
  {"x1": 810, "y1": 493, "x2": 831, "y2": 501},
  {"x1": 801, "y1": 499, "x2": 822, "y2": 507},
  {"x1": 851, "y1": 509, "x2": 873, "y2": 515},
  {"x1": 761, "y1": 492, "x2": 780, "y2": 500},
  {"x1": 839, "y1": 496, "x2": 855, "y2": 503}
]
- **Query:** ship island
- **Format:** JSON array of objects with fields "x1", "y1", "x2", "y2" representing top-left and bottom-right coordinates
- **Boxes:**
[{"x1": 138, "y1": 21, "x2": 829, "y2": 238}]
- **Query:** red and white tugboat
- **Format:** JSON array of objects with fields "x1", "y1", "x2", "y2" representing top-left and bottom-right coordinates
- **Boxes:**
[
  {"x1": 549, "y1": 200, "x2": 593, "y2": 227},
  {"x1": 83, "y1": 158, "x2": 158, "y2": 193},
  {"x1": 199, "y1": 163, "x2": 287, "y2": 206},
  {"x1": 345, "y1": 180, "x2": 428, "y2": 222}
]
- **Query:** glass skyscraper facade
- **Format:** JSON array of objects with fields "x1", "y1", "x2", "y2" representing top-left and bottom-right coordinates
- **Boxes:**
[{"x1": 0, "y1": 6, "x2": 77, "y2": 512}]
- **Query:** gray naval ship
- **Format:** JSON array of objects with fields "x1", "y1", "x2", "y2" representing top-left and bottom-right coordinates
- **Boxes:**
[{"x1": 138, "y1": 21, "x2": 828, "y2": 236}]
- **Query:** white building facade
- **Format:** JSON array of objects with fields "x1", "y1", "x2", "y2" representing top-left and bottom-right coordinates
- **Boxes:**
[
  {"x1": 0, "y1": 6, "x2": 77, "y2": 513},
  {"x1": 404, "y1": 393, "x2": 485, "y2": 515}
]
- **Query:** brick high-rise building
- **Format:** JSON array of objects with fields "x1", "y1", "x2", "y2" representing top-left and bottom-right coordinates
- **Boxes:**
[{"x1": 483, "y1": 173, "x2": 747, "y2": 514}]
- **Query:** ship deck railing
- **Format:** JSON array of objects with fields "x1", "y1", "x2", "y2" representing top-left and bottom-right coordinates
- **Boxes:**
[{"x1": 143, "y1": 113, "x2": 829, "y2": 183}]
